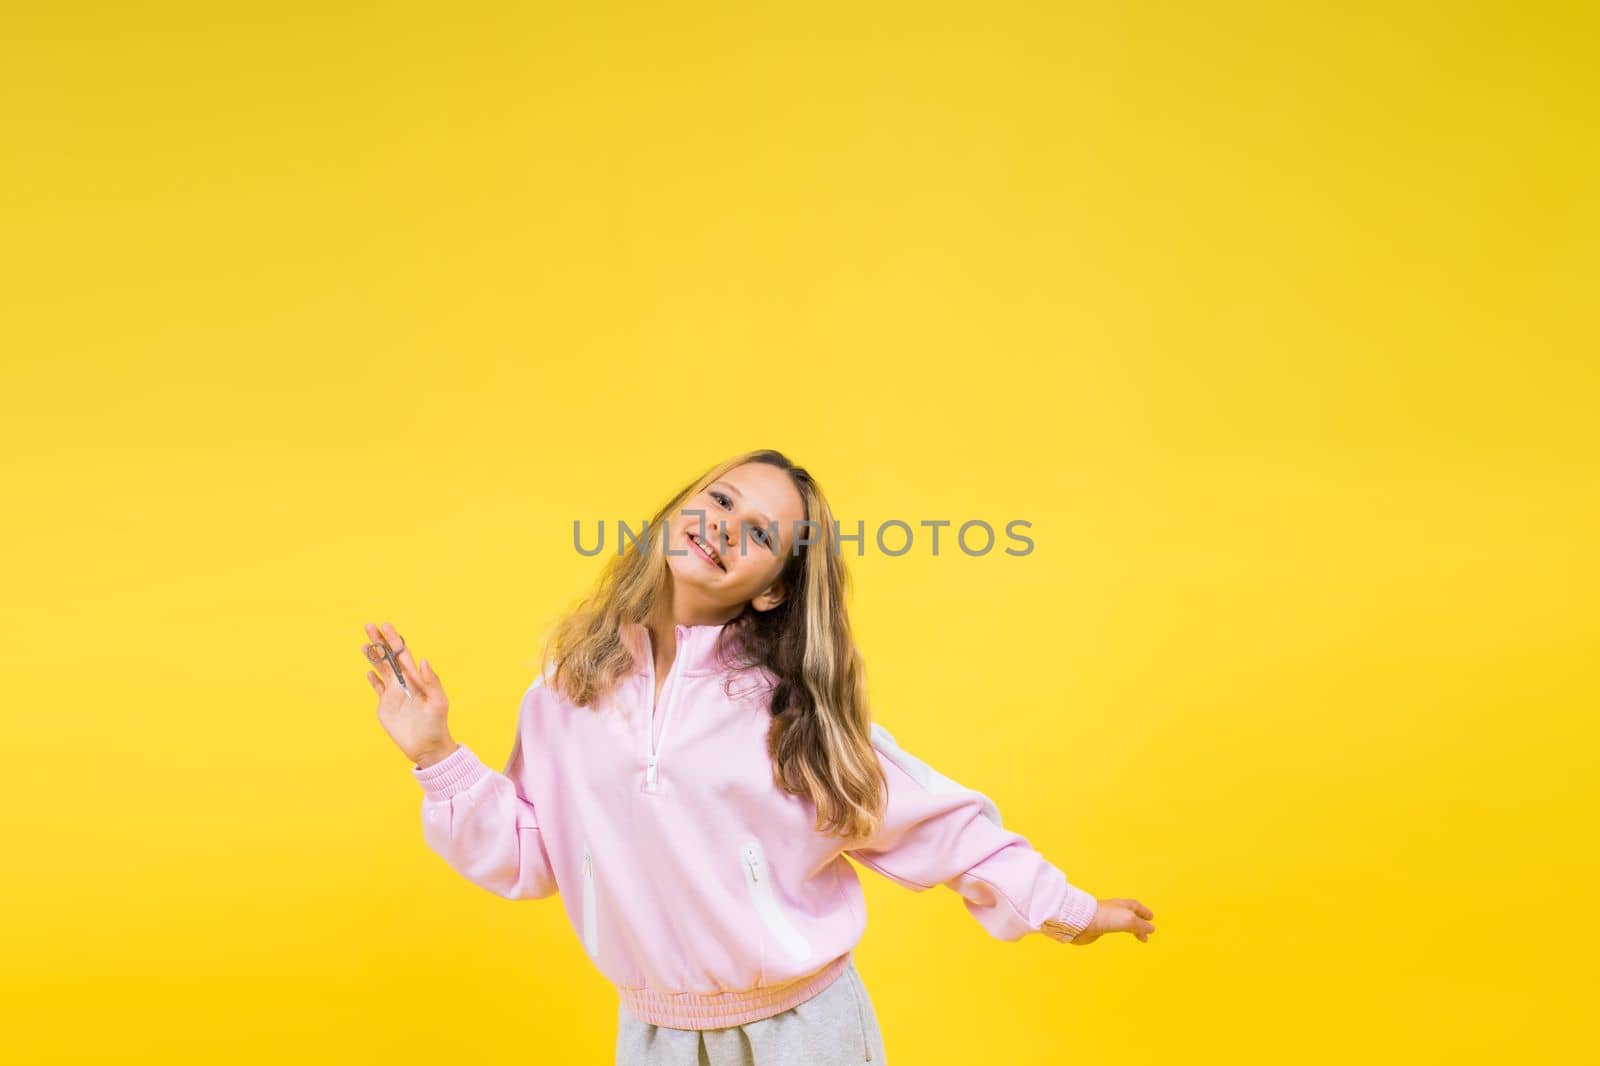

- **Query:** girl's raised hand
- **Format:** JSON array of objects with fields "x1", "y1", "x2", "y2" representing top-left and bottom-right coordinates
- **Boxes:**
[
  {"x1": 1070, "y1": 898, "x2": 1157, "y2": 946},
  {"x1": 363, "y1": 621, "x2": 459, "y2": 768}
]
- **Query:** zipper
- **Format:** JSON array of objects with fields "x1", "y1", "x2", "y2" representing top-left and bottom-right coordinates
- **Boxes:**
[
  {"x1": 581, "y1": 843, "x2": 599, "y2": 958},
  {"x1": 642, "y1": 623, "x2": 689, "y2": 794},
  {"x1": 739, "y1": 839, "x2": 813, "y2": 963}
]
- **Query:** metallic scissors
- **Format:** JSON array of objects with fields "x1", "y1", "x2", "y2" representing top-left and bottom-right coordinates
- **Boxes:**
[{"x1": 364, "y1": 632, "x2": 412, "y2": 698}]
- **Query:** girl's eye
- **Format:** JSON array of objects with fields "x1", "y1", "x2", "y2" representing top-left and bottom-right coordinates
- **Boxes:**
[{"x1": 708, "y1": 490, "x2": 770, "y2": 548}]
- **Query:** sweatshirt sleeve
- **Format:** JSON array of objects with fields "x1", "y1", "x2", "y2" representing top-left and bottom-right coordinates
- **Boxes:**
[
  {"x1": 844, "y1": 723, "x2": 1098, "y2": 943},
  {"x1": 410, "y1": 680, "x2": 559, "y2": 901}
]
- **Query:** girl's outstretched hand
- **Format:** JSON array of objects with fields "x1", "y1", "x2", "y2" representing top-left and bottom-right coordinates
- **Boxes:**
[
  {"x1": 363, "y1": 621, "x2": 459, "y2": 768},
  {"x1": 1071, "y1": 898, "x2": 1157, "y2": 945}
]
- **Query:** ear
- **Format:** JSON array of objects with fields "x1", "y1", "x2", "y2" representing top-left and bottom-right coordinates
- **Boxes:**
[{"x1": 750, "y1": 579, "x2": 787, "y2": 613}]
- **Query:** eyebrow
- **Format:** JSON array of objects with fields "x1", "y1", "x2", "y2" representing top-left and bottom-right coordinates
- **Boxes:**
[{"x1": 712, "y1": 480, "x2": 779, "y2": 552}]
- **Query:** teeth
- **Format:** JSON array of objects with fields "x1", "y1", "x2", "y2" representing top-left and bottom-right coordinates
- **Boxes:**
[{"x1": 691, "y1": 532, "x2": 722, "y2": 568}]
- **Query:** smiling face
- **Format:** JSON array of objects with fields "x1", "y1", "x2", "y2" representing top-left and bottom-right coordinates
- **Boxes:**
[{"x1": 664, "y1": 461, "x2": 807, "y2": 619}]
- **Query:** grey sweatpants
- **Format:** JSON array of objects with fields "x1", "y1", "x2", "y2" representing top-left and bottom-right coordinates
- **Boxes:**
[{"x1": 615, "y1": 958, "x2": 888, "y2": 1065}]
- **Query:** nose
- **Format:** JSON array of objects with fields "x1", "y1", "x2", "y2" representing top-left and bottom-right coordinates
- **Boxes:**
[{"x1": 713, "y1": 519, "x2": 736, "y2": 557}]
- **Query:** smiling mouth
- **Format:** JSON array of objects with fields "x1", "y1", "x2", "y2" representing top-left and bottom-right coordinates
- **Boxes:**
[{"x1": 686, "y1": 530, "x2": 725, "y2": 571}]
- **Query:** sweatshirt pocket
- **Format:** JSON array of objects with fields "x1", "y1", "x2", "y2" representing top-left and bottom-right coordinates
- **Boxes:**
[
  {"x1": 739, "y1": 838, "x2": 812, "y2": 964},
  {"x1": 580, "y1": 841, "x2": 600, "y2": 959}
]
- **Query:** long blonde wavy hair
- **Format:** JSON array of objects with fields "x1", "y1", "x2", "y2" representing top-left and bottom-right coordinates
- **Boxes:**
[{"x1": 536, "y1": 448, "x2": 886, "y2": 842}]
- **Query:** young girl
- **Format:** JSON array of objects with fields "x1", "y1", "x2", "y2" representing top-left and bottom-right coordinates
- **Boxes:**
[{"x1": 364, "y1": 448, "x2": 1156, "y2": 1065}]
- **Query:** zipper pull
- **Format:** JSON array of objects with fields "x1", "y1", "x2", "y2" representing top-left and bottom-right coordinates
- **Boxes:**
[
  {"x1": 745, "y1": 847, "x2": 761, "y2": 882},
  {"x1": 646, "y1": 757, "x2": 659, "y2": 791},
  {"x1": 583, "y1": 850, "x2": 591, "y2": 875}
]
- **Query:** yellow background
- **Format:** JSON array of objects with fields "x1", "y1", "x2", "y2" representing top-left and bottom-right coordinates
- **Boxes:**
[{"x1": 3, "y1": 3, "x2": 1595, "y2": 1063}]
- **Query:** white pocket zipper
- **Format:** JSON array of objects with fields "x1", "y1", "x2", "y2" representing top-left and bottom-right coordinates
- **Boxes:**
[
  {"x1": 581, "y1": 843, "x2": 599, "y2": 958},
  {"x1": 739, "y1": 839, "x2": 812, "y2": 963}
]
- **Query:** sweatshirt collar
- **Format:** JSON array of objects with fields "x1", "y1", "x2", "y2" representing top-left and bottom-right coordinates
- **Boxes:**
[{"x1": 622, "y1": 619, "x2": 734, "y2": 678}]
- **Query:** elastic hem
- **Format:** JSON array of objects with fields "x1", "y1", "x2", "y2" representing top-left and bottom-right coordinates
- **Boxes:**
[
  {"x1": 618, "y1": 951, "x2": 853, "y2": 1030},
  {"x1": 412, "y1": 744, "x2": 488, "y2": 801},
  {"x1": 1039, "y1": 883, "x2": 1099, "y2": 943}
]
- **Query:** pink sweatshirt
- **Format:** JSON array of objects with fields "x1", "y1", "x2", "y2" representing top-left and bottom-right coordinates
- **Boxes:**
[{"x1": 411, "y1": 620, "x2": 1098, "y2": 1029}]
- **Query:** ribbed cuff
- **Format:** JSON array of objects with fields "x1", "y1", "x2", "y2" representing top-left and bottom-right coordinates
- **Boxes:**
[
  {"x1": 1038, "y1": 882, "x2": 1099, "y2": 943},
  {"x1": 412, "y1": 744, "x2": 489, "y2": 801}
]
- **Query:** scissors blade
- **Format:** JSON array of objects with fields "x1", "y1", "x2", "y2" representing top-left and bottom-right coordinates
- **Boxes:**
[{"x1": 369, "y1": 638, "x2": 412, "y2": 696}]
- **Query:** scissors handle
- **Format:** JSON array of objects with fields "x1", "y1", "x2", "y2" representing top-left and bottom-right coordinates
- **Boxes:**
[{"x1": 366, "y1": 642, "x2": 412, "y2": 695}]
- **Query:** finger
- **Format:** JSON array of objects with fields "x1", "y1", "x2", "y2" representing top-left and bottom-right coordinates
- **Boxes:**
[
  {"x1": 363, "y1": 623, "x2": 407, "y2": 686},
  {"x1": 367, "y1": 670, "x2": 384, "y2": 695},
  {"x1": 364, "y1": 621, "x2": 387, "y2": 656},
  {"x1": 1109, "y1": 906, "x2": 1149, "y2": 936},
  {"x1": 363, "y1": 640, "x2": 403, "y2": 690},
  {"x1": 1112, "y1": 898, "x2": 1155, "y2": 922},
  {"x1": 362, "y1": 627, "x2": 395, "y2": 678},
  {"x1": 396, "y1": 652, "x2": 425, "y2": 696},
  {"x1": 419, "y1": 657, "x2": 444, "y2": 699},
  {"x1": 362, "y1": 642, "x2": 387, "y2": 686},
  {"x1": 366, "y1": 623, "x2": 412, "y2": 689},
  {"x1": 380, "y1": 621, "x2": 424, "y2": 690}
]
